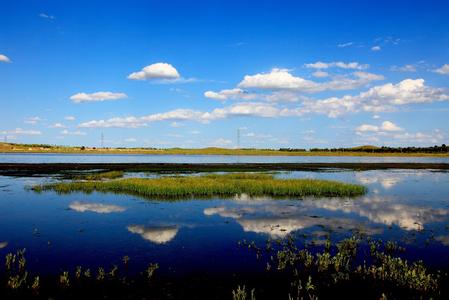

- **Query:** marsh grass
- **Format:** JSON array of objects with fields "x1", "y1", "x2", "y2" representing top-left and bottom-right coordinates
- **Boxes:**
[
  {"x1": 74, "y1": 171, "x2": 124, "y2": 180},
  {"x1": 32, "y1": 173, "x2": 367, "y2": 199}
]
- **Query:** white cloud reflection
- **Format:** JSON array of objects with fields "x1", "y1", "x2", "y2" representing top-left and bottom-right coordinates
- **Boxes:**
[
  {"x1": 127, "y1": 225, "x2": 178, "y2": 244},
  {"x1": 0, "y1": 241, "x2": 8, "y2": 249},
  {"x1": 69, "y1": 201, "x2": 126, "y2": 213}
]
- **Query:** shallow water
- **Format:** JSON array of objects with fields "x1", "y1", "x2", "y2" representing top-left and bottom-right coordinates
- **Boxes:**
[
  {"x1": 1, "y1": 153, "x2": 449, "y2": 163},
  {"x1": 0, "y1": 169, "x2": 449, "y2": 278}
]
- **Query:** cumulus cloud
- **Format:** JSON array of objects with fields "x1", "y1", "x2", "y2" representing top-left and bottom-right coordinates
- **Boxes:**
[
  {"x1": 128, "y1": 62, "x2": 180, "y2": 80},
  {"x1": 356, "y1": 121, "x2": 403, "y2": 133},
  {"x1": 1, "y1": 128, "x2": 42, "y2": 135},
  {"x1": 0, "y1": 54, "x2": 11, "y2": 63},
  {"x1": 70, "y1": 92, "x2": 127, "y2": 103},
  {"x1": 434, "y1": 64, "x2": 449, "y2": 75},
  {"x1": 78, "y1": 102, "x2": 285, "y2": 128},
  {"x1": 65, "y1": 116, "x2": 76, "y2": 121},
  {"x1": 298, "y1": 78, "x2": 449, "y2": 117},
  {"x1": 305, "y1": 61, "x2": 369, "y2": 70},
  {"x1": 69, "y1": 201, "x2": 126, "y2": 213},
  {"x1": 371, "y1": 46, "x2": 381, "y2": 51},
  {"x1": 237, "y1": 68, "x2": 381, "y2": 93},
  {"x1": 127, "y1": 225, "x2": 178, "y2": 244},
  {"x1": 204, "y1": 88, "x2": 255, "y2": 101}
]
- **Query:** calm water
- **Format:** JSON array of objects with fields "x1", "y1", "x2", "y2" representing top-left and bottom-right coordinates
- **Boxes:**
[
  {"x1": 1, "y1": 153, "x2": 449, "y2": 163},
  {"x1": 1, "y1": 168, "x2": 449, "y2": 279}
]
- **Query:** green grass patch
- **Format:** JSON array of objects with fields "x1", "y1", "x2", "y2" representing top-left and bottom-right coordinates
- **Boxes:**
[
  {"x1": 32, "y1": 173, "x2": 366, "y2": 199},
  {"x1": 75, "y1": 170, "x2": 124, "y2": 180}
]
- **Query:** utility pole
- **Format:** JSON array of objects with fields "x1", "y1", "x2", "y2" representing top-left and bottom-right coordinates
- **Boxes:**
[{"x1": 101, "y1": 132, "x2": 104, "y2": 148}]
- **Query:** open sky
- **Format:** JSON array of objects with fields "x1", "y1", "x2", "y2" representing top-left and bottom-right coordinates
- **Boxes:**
[{"x1": 1, "y1": 0, "x2": 449, "y2": 148}]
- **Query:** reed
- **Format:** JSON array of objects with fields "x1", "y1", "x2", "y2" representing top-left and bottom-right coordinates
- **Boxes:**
[
  {"x1": 32, "y1": 173, "x2": 367, "y2": 199},
  {"x1": 75, "y1": 170, "x2": 124, "y2": 180}
]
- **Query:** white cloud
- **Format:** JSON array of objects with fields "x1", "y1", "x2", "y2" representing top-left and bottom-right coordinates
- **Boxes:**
[
  {"x1": 69, "y1": 201, "x2": 126, "y2": 213},
  {"x1": 1, "y1": 128, "x2": 42, "y2": 135},
  {"x1": 356, "y1": 121, "x2": 403, "y2": 133},
  {"x1": 312, "y1": 70, "x2": 329, "y2": 78},
  {"x1": 64, "y1": 116, "x2": 76, "y2": 121},
  {"x1": 39, "y1": 13, "x2": 54, "y2": 20},
  {"x1": 298, "y1": 78, "x2": 449, "y2": 117},
  {"x1": 24, "y1": 116, "x2": 42, "y2": 125},
  {"x1": 371, "y1": 46, "x2": 381, "y2": 51},
  {"x1": 238, "y1": 68, "x2": 319, "y2": 91},
  {"x1": 78, "y1": 102, "x2": 284, "y2": 128},
  {"x1": 61, "y1": 129, "x2": 86, "y2": 136},
  {"x1": 237, "y1": 68, "x2": 381, "y2": 93},
  {"x1": 170, "y1": 121, "x2": 184, "y2": 128},
  {"x1": 50, "y1": 123, "x2": 66, "y2": 128},
  {"x1": 127, "y1": 225, "x2": 178, "y2": 244},
  {"x1": 0, "y1": 54, "x2": 11, "y2": 63},
  {"x1": 433, "y1": 64, "x2": 449, "y2": 75},
  {"x1": 305, "y1": 61, "x2": 369, "y2": 70},
  {"x1": 127, "y1": 62, "x2": 180, "y2": 80},
  {"x1": 0, "y1": 242, "x2": 7, "y2": 249},
  {"x1": 390, "y1": 64, "x2": 416, "y2": 72},
  {"x1": 337, "y1": 42, "x2": 354, "y2": 48},
  {"x1": 204, "y1": 88, "x2": 255, "y2": 101},
  {"x1": 124, "y1": 138, "x2": 137, "y2": 142},
  {"x1": 70, "y1": 92, "x2": 127, "y2": 103}
]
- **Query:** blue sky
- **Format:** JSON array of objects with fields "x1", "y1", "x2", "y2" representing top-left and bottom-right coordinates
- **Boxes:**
[{"x1": 1, "y1": 0, "x2": 449, "y2": 148}]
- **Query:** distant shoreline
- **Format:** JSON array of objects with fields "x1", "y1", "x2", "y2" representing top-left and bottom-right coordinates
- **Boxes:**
[
  {"x1": 1, "y1": 162, "x2": 449, "y2": 177},
  {"x1": 1, "y1": 150, "x2": 448, "y2": 158}
]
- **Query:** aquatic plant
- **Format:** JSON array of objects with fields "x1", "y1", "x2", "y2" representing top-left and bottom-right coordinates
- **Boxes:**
[
  {"x1": 232, "y1": 285, "x2": 256, "y2": 300},
  {"x1": 32, "y1": 173, "x2": 367, "y2": 199},
  {"x1": 146, "y1": 263, "x2": 159, "y2": 280}
]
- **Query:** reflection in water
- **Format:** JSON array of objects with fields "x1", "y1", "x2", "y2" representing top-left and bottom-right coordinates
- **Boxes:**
[
  {"x1": 0, "y1": 241, "x2": 7, "y2": 249},
  {"x1": 69, "y1": 201, "x2": 126, "y2": 214},
  {"x1": 355, "y1": 173, "x2": 402, "y2": 189},
  {"x1": 308, "y1": 196, "x2": 449, "y2": 231},
  {"x1": 436, "y1": 235, "x2": 449, "y2": 246},
  {"x1": 205, "y1": 203, "x2": 381, "y2": 238},
  {"x1": 127, "y1": 225, "x2": 178, "y2": 244}
]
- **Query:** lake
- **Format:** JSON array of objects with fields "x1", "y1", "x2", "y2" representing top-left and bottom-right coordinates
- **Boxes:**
[{"x1": 1, "y1": 168, "x2": 449, "y2": 278}]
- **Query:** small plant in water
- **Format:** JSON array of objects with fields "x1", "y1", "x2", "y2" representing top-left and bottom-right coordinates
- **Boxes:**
[
  {"x1": 232, "y1": 285, "x2": 256, "y2": 300},
  {"x1": 146, "y1": 263, "x2": 159, "y2": 280},
  {"x1": 59, "y1": 271, "x2": 70, "y2": 288},
  {"x1": 122, "y1": 255, "x2": 130, "y2": 265}
]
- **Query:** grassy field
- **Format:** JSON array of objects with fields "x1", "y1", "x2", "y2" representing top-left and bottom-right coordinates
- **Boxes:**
[
  {"x1": 32, "y1": 173, "x2": 367, "y2": 198},
  {"x1": 1, "y1": 142, "x2": 448, "y2": 157}
]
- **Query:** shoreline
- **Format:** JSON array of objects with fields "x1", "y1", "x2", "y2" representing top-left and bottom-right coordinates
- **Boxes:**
[
  {"x1": 1, "y1": 150, "x2": 448, "y2": 157},
  {"x1": 1, "y1": 162, "x2": 449, "y2": 176}
]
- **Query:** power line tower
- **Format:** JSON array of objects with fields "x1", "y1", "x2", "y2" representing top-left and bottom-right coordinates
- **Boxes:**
[{"x1": 101, "y1": 132, "x2": 104, "y2": 148}]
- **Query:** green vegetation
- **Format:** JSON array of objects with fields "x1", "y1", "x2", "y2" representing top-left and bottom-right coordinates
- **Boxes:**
[
  {"x1": 240, "y1": 236, "x2": 446, "y2": 299},
  {"x1": 1, "y1": 142, "x2": 448, "y2": 157},
  {"x1": 32, "y1": 173, "x2": 367, "y2": 199},
  {"x1": 1, "y1": 237, "x2": 447, "y2": 299},
  {"x1": 74, "y1": 170, "x2": 124, "y2": 180}
]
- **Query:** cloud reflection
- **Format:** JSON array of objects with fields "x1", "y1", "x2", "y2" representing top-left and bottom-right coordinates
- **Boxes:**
[
  {"x1": 69, "y1": 201, "x2": 126, "y2": 214},
  {"x1": 127, "y1": 225, "x2": 178, "y2": 244},
  {"x1": 0, "y1": 241, "x2": 8, "y2": 249}
]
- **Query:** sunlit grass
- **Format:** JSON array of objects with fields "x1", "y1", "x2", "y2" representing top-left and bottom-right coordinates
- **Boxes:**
[
  {"x1": 32, "y1": 173, "x2": 366, "y2": 199},
  {"x1": 75, "y1": 171, "x2": 124, "y2": 180}
]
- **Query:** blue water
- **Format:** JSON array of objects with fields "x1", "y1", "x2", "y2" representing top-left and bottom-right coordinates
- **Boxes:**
[
  {"x1": 1, "y1": 168, "x2": 449, "y2": 277},
  {"x1": 1, "y1": 153, "x2": 449, "y2": 163}
]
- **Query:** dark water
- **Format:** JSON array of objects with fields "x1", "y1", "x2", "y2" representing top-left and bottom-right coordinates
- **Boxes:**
[
  {"x1": 1, "y1": 168, "x2": 449, "y2": 279},
  {"x1": 1, "y1": 153, "x2": 449, "y2": 163}
]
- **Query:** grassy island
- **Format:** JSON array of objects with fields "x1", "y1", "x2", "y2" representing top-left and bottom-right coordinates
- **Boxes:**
[{"x1": 32, "y1": 173, "x2": 366, "y2": 199}]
